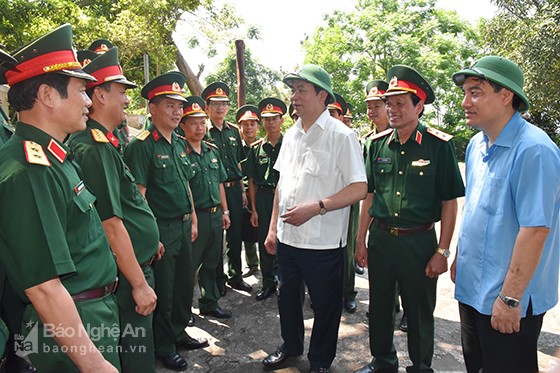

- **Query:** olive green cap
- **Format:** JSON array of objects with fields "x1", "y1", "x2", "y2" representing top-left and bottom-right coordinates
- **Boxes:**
[
  {"x1": 0, "y1": 48, "x2": 17, "y2": 68},
  {"x1": 327, "y1": 92, "x2": 347, "y2": 116},
  {"x1": 182, "y1": 96, "x2": 207, "y2": 118},
  {"x1": 452, "y1": 56, "x2": 529, "y2": 112},
  {"x1": 76, "y1": 50, "x2": 98, "y2": 67},
  {"x1": 365, "y1": 80, "x2": 389, "y2": 101},
  {"x1": 202, "y1": 81, "x2": 229, "y2": 102},
  {"x1": 141, "y1": 71, "x2": 187, "y2": 102},
  {"x1": 259, "y1": 97, "x2": 287, "y2": 118},
  {"x1": 236, "y1": 104, "x2": 259, "y2": 123},
  {"x1": 283, "y1": 64, "x2": 335, "y2": 104},
  {"x1": 83, "y1": 47, "x2": 136, "y2": 90},
  {"x1": 385, "y1": 65, "x2": 435, "y2": 104},
  {"x1": 89, "y1": 39, "x2": 113, "y2": 55},
  {"x1": 344, "y1": 102, "x2": 353, "y2": 118}
]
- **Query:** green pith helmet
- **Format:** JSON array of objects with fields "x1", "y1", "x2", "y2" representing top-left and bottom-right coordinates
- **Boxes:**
[
  {"x1": 83, "y1": 47, "x2": 136, "y2": 90},
  {"x1": 365, "y1": 80, "x2": 389, "y2": 101},
  {"x1": 182, "y1": 96, "x2": 207, "y2": 119},
  {"x1": 141, "y1": 71, "x2": 187, "y2": 102},
  {"x1": 202, "y1": 81, "x2": 230, "y2": 102},
  {"x1": 258, "y1": 97, "x2": 287, "y2": 118},
  {"x1": 283, "y1": 64, "x2": 335, "y2": 104},
  {"x1": 385, "y1": 65, "x2": 435, "y2": 105},
  {"x1": 327, "y1": 92, "x2": 348, "y2": 116},
  {"x1": 452, "y1": 56, "x2": 529, "y2": 112},
  {"x1": 236, "y1": 104, "x2": 259, "y2": 123}
]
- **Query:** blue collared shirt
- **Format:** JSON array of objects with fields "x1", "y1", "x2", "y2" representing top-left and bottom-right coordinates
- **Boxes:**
[{"x1": 455, "y1": 112, "x2": 560, "y2": 316}]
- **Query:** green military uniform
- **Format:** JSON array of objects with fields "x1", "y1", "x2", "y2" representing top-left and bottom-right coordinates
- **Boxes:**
[
  {"x1": 69, "y1": 117, "x2": 160, "y2": 372},
  {"x1": 241, "y1": 139, "x2": 259, "y2": 270},
  {"x1": 125, "y1": 119, "x2": 195, "y2": 357},
  {"x1": 364, "y1": 66, "x2": 465, "y2": 373},
  {"x1": 0, "y1": 108, "x2": 13, "y2": 146},
  {"x1": 112, "y1": 121, "x2": 129, "y2": 156}
]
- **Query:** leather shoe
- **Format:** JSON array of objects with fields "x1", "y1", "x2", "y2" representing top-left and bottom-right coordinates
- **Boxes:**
[
  {"x1": 399, "y1": 312, "x2": 408, "y2": 332},
  {"x1": 159, "y1": 351, "x2": 188, "y2": 371},
  {"x1": 344, "y1": 298, "x2": 357, "y2": 313},
  {"x1": 310, "y1": 367, "x2": 329, "y2": 373},
  {"x1": 353, "y1": 363, "x2": 397, "y2": 373},
  {"x1": 187, "y1": 314, "x2": 195, "y2": 327},
  {"x1": 242, "y1": 265, "x2": 258, "y2": 277},
  {"x1": 200, "y1": 306, "x2": 232, "y2": 319},
  {"x1": 262, "y1": 348, "x2": 290, "y2": 367},
  {"x1": 218, "y1": 283, "x2": 227, "y2": 297},
  {"x1": 355, "y1": 264, "x2": 365, "y2": 275},
  {"x1": 227, "y1": 279, "x2": 253, "y2": 292},
  {"x1": 176, "y1": 335, "x2": 209, "y2": 350},
  {"x1": 256, "y1": 286, "x2": 276, "y2": 301}
]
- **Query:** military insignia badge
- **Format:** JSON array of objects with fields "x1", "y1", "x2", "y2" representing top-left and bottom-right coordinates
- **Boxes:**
[
  {"x1": 266, "y1": 103, "x2": 274, "y2": 110},
  {"x1": 192, "y1": 102, "x2": 200, "y2": 110},
  {"x1": 370, "y1": 87, "x2": 379, "y2": 95},
  {"x1": 24, "y1": 141, "x2": 51, "y2": 166},
  {"x1": 91, "y1": 128, "x2": 109, "y2": 143},
  {"x1": 172, "y1": 82, "x2": 181, "y2": 92},
  {"x1": 389, "y1": 76, "x2": 398, "y2": 88},
  {"x1": 216, "y1": 88, "x2": 224, "y2": 95}
]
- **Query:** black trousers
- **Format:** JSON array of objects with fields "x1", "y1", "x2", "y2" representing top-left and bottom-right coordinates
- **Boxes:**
[
  {"x1": 276, "y1": 241, "x2": 344, "y2": 369},
  {"x1": 459, "y1": 301, "x2": 545, "y2": 373}
]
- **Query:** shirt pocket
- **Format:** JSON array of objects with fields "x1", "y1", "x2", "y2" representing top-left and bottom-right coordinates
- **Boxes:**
[
  {"x1": 480, "y1": 176, "x2": 507, "y2": 215},
  {"x1": 302, "y1": 149, "x2": 330, "y2": 178},
  {"x1": 153, "y1": 157, "x2": 176, "y2": 184},
  {"x1": 373, "y1": 162, "x2": 394, "y2": 193},
  {"x1": 208, "y1": 160, "x2": 220, "y2": 182}
]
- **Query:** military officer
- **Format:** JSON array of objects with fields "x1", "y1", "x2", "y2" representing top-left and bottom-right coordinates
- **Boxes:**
[
  {"x1": 343, "y1": 103, "x2": 353, "y2": 127},
  {"x1": 237, "y1": 105, "x2": 260, "y2": 278},
  {"x1": 124, "y1": 71, "x2": 206, "y2": 371},
  {"x1": 245, "y1": 98, "x2": 285, "y2": 301},
  {"x1": 89, "y1": 38, "x2": 113, "y2": 55},
  {"x1": 179, "y1": 96, "x2": 233, "y2": 319},
  {"x1": 202, "y1": 82, "x2": 252, "y2": 294},
  {"x1": 362, "y1": 80, "x2": 390, "y2": 152},
  {"x1": 0, "y1": 24, "x2": 120, "y2": 372},
  {"x1": 66, "y1": 46, "x2": 166, "y2": 372},
  {"x1": 354, "y1": 65, "x2": 465, "y2": 373}
]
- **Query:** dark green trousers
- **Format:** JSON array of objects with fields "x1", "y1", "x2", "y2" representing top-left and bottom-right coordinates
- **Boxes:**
[
  {"x1": 224, "y1": 183, "x2": 243, "y2": 282},
  {"x1": 344, "y1": 202, "x2": 359, "y2": 300},
  {"x1": 115, "y1": 266, "x2": 156, "y2": 372},
  {"x1": 193, "y1": 209, "x2": 223, "y2": 313},
  {"x1": 255, "y1": 189, "x2": 276, "y2": 289},
  {"x1": 153, "y1": 218, "x2": 193, "y2": 357},
  {"x1": 367, "y1": 222, "x2": 437, "y2": 373}
]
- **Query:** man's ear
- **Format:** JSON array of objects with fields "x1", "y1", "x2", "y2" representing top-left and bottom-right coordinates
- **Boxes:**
[
  {"x1": 36, "y1": 83, "x2": 57, "y2": 109},
  {"x1": 501, "y1": 88, "x2": 515, "y2": 108},
  {"x1": 414, "y1": 99, "x2": 424, "y2": 116}
]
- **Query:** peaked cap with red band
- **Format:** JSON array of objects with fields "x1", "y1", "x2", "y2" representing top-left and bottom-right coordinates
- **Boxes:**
[
  {"x1": 3, "y1": 24, "x2": 96, "y2": 87},
  {"x1": 236, "y1": 104, "x2": 259, "y2": 123},
  {"x1": 201, "y1": 81, "x2": 229, "y2": 102},
  {"x1": 83, "y1": 47, "x2": 136, "y2": 90},
  {"x1": 182, "y1": 96, "x2": 207, "y2": 118},
  {"x1": 384, "y1": 65, "x2": 435, "y2": 105},
  {"x1": 88, "y1": 39, "x2": 113, "y2": 55},
  {"x1": 344, "y1": 103, "x2": 354, "y2": 119},
  {"x1": 258, "y1": 97, "x2": 287, "y2": 118},
  {"x1": 141, "y1": 71, "x2": 187, "y2": 102},
  {"x1": 76, "y1": 50, "x2": 98, "y2": 67},
  {"x1": 327, "y1": 92, "x2": 347, "y2": 116},
  {"x1": 365, "y1": 80, "x2": 388, "y2": 101}
]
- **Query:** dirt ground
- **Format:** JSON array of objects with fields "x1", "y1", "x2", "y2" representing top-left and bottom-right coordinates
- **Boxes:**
[{"x1": 157, "y1": 191, "x2": 560, "y2": 373}]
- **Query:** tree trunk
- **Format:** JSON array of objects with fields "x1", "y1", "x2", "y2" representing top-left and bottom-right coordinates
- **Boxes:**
[
  {"x1": 235, "y1": 40, "x2": 246, "y2": 108},
  {"x1": 176, "y1": 49, "x2": 203, "y2": 96}
]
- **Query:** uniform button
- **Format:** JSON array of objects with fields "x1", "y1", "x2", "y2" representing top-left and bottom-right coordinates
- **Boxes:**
[
  {"x1": 399, "y1": 171, "x2": 403, "y2": 175},
  {"x1": 401, "y1": 151, "x2": 405, "y2": 155},
  {"x1": 419, "y1": 171, "x2": 424, "y2": 176},
  {"x1": 381, "y1": 169, "x2": 384, "y2": 173},
  {"x1": 396, "y1": 191, "x2": 401, "y2": 196},
  {"x1": 394, "y1": 212, "x2": 399, "y2": 217},
  {"x1": 163, "y1": 164, "x2": 166, "y2": 168}
]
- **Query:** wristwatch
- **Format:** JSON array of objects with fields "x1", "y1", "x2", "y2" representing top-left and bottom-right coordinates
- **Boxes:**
[
  {"x1": 318, "y1": 200, "x2": 327, "y2": 215},
  {"x1": 436, "y1": 247, "x2": 450, "y2": 258},
  {"x1": 222, "y1": 210, "x2": 230, "y2": 216},
  {"x1": 499, "y1": 292, "x2": 520, "y2": 308}
]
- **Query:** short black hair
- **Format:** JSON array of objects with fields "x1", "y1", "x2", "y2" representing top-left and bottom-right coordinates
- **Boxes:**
[
  {"x1": 410, "y1": 94, "x2": 425, "y2": 119},
  {"x1": 8, "y1": 73, "x2": 69, "y2": 112},
  {"x1": 150, "y1": 95, "x2": 166, "y2": 106},
  {"x1": 312, "y1": 84, "x2": 332, "y2": 106},
  {"x1": 86, "y1": 81, "x2": 111, "y2": 99},
  {"x1": 486, "y1": 79, "x2": 522, "y2": 110}
]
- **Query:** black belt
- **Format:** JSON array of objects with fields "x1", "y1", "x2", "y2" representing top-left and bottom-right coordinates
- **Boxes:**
[
  {"x1": 72, "y1": 279, "x2": 118, "y2": 302},
  {"x1": 223, "y1": 181, "x2": 238, "y2": 188},
  {"x1": 141, "y1": 255, "x2": 155, "y2": 269},
  {"x1": 257, "y1": 185, "x2": 276, "y2": 193},
  {"x1": 176, "y1": 213, "x2": 191, "y2": 221},
  {"x1": 373, "y1": 219, "x2": 434, "y2": 236},
  {"x1": 196, "y1": 206, "x2": 219, "y2": 214}
]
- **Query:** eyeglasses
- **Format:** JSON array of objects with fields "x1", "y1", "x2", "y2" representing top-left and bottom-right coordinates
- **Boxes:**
[{"x1": 209, "y1": 102, "x2": 229, "y2": 107}]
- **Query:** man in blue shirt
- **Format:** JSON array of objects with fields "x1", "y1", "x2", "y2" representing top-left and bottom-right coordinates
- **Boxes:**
[{"x1": 452, "y1": 56, "x2": 560, "y2": 373}]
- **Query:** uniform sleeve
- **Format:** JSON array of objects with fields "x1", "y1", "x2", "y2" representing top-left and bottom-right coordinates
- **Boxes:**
[
  {"x1": 435, "y1": 140, "x2": 465, "y2": 201},
  {"x1": 365, "y1": 141, "x2": 376, "y2": 194},
  {"x1": 218, "y1": 158, "x2": 228, "y2": 183},
  {"x1": 124, "y1": 138, "x2": 151, "y2": 187},
  {"x1": 244, "y1": 147, "x2": 257, "y2": 179}
]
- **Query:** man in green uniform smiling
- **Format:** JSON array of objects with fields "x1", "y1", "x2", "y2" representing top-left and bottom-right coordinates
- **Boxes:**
[
  {"x1": 179, "y1": 96, "x2": 233, "y2": 319},
  {"x1": 67, "y1": 46, "x2": 163, "y2": 372},
  {"x1": 124, "y1": 71, "x2": 207, "y2": 371},
  {"x1": 354, "y1": 65, "x2": 464, "y2": 373},
  {"x1": 0, "y1": 24, "x2": 120, "y2": 372}
]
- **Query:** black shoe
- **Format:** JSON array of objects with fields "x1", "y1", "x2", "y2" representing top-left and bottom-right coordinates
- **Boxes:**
[
  {"x1": 227, "y1": 279, "x2": 253, "y2": 292},
  {"x1": 310, "y1": 368, "x2": 329, "y2": 373},
  {"x1": 355, "y1": 264, "x2": 365, "y2": 275},
  {"x1": 200, "y1": 306, "x2": 232, "y2": 319},
  {"x1": 242, "y1": 265, "x2": 258, "y2": 278},
  {"x1": 159, "y1": 351, "x2": 188, "y2": 371},
  {"x1": 6, "y1": 357, "x2": 37, "y2": 373},
  {"x1": 177, "y1": 335, "x2": 209, "y2": 350},
  {"x1": 354, "y1": 363, "x2": 397, "y2": 373},
  {"x1": 256, "y1": 286, "x2": 276, "y2": 301},
  {"x1": 344, "y1": 298, "x2": 357, "y2": 313},
  {"x1": 218, "y1": 283, "x2": 227, "y2": 297},
  {"x1": 262, "y1": 348, "x2": 291, "y2": 367},
  {"x1": 399, "y1": 313, "x2": 408, "y2": 332},
  {"x1": 187, "y1": 314, "x2": 195, "y2": 327}
]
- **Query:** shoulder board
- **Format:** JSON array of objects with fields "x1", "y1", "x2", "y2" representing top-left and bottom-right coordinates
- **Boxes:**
[
  {"x1": 361, "y1": 129, "x2": 375, "y2": 140},
  {"x1": 24, "y1": 141, "x2": 51, "y2": 167},
  {"x1": 176, "y1": 134, "x2": 187, "y2": 141},
  {"x1": 251, "y1": 138, "x2": 264, "y2": 147},
  {"x1": 204, "y1": 140, "x2": 218, "y2": 149},
  {"x1": 426, "y1": 127, "x2": 453, "y2": 142},
  {"x1": 227, "y1": 122, "x2": 239, "y2": 130},
  {"x1": 135, "y1": 130, "x2": 150, "y2": 141},
  {"x1": 371, "y1": 128, "x2": 393, "y2": 141},
  {"x1": 90, "y1": 128, "x2": 109, "y2": 143}
]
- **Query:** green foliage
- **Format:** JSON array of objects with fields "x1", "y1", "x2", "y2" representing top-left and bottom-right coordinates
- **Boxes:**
[
  {"x1": 302, "y1": 0, "x2": 481, "y2": 145},
  {"x1": 482, "y1": 0, "x2": 560, "y2": 144}
]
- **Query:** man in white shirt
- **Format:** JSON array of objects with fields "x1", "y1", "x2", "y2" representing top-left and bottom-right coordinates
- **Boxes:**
[{"x1": 262, "y1": 64, "x2": 367, "y2": 373}]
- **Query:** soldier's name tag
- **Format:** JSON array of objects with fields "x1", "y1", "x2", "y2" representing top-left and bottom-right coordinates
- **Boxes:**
[
  {"x1": 191, "y1": 162, "x2": 198, "y2": 168},
  {"x1": 411, "y1": 159, "x2": 430, "y2": 167},
  {"x1": 74, "y1": 180, "x2": 85, "y2": 195},
  {"x1": 229, "y1": 137, "x2": 236, "y2": 142},
  {"x1": 259, "y1": 157, "x2": 269, "y2": 165},
  {"x1": 377, "y1": 157, "x2": 391, "y2": 164},
  {"x1": 157, "y1": 154, "x2": 170, "y2": 160}
]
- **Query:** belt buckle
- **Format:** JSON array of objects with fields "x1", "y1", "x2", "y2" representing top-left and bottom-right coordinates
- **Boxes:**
[
  {"x1": 390, "y1": 227, "x2": 399, "y2": 236},
  {"x1": 182, "y1": 213, "x2": 190, "y2": 221},
  {"x1": 210, "y1": 206, "x2": 217, "y2": 213}
]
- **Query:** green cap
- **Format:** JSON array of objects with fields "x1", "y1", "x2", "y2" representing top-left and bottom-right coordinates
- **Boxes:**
[
  {"x1": 0, "y1": 48, "x2": 17, "y2": 84},
  {"x1": 201, "y1": 82, "x2": 229, "y2": 101},
  {"x1": 89, "y1": 39, "x2": 113, "y2": 55},
  {"x1": 365, "y1": 80, "x2": 389, "y2": 101},
  {"x1": 236, "y1": 104, "x2": 259, "y2": 123},
  {"x1": 327, "y1": 92, "x2": 347, "y2": 116},
  {"x1": 3, "y1": 24, "x2": 96, "y2": 86},
  {"x1": 182, "y1": 96, "x2": 207, "y2": 119},
  {"x1": 141, "y1": 71, "x2": 186, "y2": 102},
  {"x1": 83, "y1": 47, "x2": 136, "y2": 90},
  {"x1": 385, "y1": 65, "x2": 435, "y2": 104},
  {"x1": 259, "y1": 97, "x2": 287, "y2": 118},
  {"x1": 452, "y1": 56, "x2": 529, "y2": 112},
  {"x1": 283, "y1": 64, "x2": 335, "y2": 104},
  {"x1": 76, "y1": 50, "x2": 98, "y2": 67}
]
